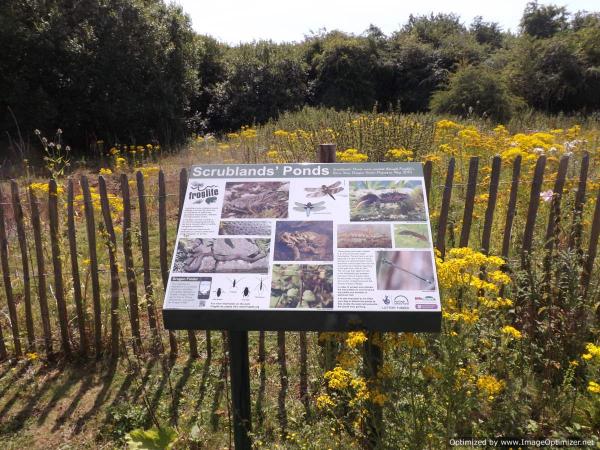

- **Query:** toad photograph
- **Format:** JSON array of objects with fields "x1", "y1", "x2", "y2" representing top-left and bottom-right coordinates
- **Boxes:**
[
  {"x1": 270, "y1": 264, "x2": 333, "y2": 309},
  {"x1": 349, "y1": 180, "x2": 425, "y2": 222},
  {"x1": 376, "y1": 250, "x2": 436, "y2": 291},
  {"x1": 173, "y1": 238, "x2": 270, "y2": 273},
  {"x1": 221, "y1": 181, "x2": 289, "y2": 218},
  {"x1": 337, "y1": 224, "x2": 392, "y2": 248},
  {"x1": 274, "y1": 221, "x2": 333, "y2": 261}
]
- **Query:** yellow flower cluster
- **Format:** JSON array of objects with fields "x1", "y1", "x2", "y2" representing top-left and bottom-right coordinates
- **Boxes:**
[
  {"x1": 476, "y1": 375, "x2": 504, "y2": 399},
  {"x1": 266, "y1": 149, "x2": 286, "y2": 163},
  {"x1": 138, "y1": 165, "x2": 160, "y2": 178},
  {"x1": 336, "y1": 148, "x2": 368, "y2": 162},
  {"x1": 324, "y1": 366, "x2": 353, "y2": 390},
  {"x1": 582, "y1": 343, "x2": 600, "y2": 360},
  {"x1": 478, "y1": 296, "x2": 513, "y2": 309},
  {"x1": 443, "y1": 309, "x2": 479, "y2": 324},
  {"x1": 29, "y1": 182, "x2": 65, "y2": 197},
  {"x1": 588, "y1": 381, "x2": 600, "y2": 394},
  {"x1": 501, "y1": 325, "x2": 523, "y2": 340},
  {"x1": 348, "y1": 377, "x2": 369, "y2": 406},
  {"x1": 436, "y1": 248, "x2": 506, "y2": 292},
  {"x1": 385, "y1": 147, "x2": 414, "y2": 161},
  {"x1": 316, "y1": 393, "x2": 335, "y2": 409},
  {"x1": 75, "y1": 186, "x2": 124, "y2": 221},
  {"x1": 240, "y1": 126, "x2": 257, "y2": 139},
  {"x1": 433, "y1": 119, "x2": 591, "y2": 164},
  {"x1": 99, "y1": 168, "x2": 113, "y2": 175},
  {"x1": 346, "y1": 331, "x2": 368, "y2": 348}
]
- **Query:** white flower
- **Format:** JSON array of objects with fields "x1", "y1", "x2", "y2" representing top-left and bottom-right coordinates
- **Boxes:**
[
  {"x1": 533, "y1": 147, "x2": 544, "y2": 154},
  {"x1": 540, "y1": 190, "x2": 554, "y2": 202}
]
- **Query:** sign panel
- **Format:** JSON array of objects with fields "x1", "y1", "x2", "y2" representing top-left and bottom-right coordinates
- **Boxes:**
[{"x1": 163, "y1": 163, "x2": 441, "y2": 332}]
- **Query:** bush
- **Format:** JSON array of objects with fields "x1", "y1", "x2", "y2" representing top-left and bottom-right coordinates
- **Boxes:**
[{"x1": 430, "y1": 65, "x2": 520, "y2": 122}]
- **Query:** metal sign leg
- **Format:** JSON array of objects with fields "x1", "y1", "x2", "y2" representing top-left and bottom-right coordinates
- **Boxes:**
[{"x1": 229, "y1": 330, "x2": 252, "y2": 449}]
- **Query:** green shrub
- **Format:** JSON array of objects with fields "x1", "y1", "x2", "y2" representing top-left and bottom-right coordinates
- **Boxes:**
[{"x1": 430, "y1": 65, "x2": 521, "y2": 122}]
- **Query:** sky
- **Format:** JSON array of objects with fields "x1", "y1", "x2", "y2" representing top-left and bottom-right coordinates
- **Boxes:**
[{"x1": 174, "y1": 0, "x2": 599, "y2": 44}]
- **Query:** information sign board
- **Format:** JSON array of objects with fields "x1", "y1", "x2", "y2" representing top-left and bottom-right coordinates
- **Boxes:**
[{"x1": 163, "y1": 162, "x2": 441, "y2": 331}]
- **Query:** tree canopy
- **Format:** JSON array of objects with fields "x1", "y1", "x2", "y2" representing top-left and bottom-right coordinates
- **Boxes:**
[{"x1": 1, "y1": 1, "x2": 599, "y2": 154}]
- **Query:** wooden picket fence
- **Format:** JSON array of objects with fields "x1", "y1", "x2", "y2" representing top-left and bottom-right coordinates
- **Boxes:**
[{"x1": 0, "y1": 151, "x2": 598, "y2": 362}]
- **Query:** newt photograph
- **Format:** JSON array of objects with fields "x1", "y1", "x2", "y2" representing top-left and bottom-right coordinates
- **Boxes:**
[
  {"x1": 394, "y1": 223, "x2": 431, "y2": 248},
  {"x1": 349, "y1": 180, "x2": 426, "y2": 222},
  {"x1": 337, "y1": 223, "x2": 393, "y2": 248}
]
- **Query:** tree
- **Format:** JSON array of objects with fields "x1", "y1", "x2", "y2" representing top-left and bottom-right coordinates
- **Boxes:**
[
  {"x1": 430, "y1": 65, "x2": 520, "y2": 122},
  {"x1": 507, "y1": 36, "x2": 589, "y2": 112},
  {"x1": 403, "y1": 13, "x2": 465, "y2": 47},
  {"x1": 308, "y1": 32, "x2": 378, "y2": 110},
  {"x1": 470, "y1": 16, "x2": 504, "y2": 49},
  {"x1": 206, "y1": 42, "x2": 308, "y2": 130},
  {"x1": 521, "y1": 1, "x2": 568, "y2": 38},
  {"x1": 0, "y1": 0, "x2": 199, "y2": 152}
]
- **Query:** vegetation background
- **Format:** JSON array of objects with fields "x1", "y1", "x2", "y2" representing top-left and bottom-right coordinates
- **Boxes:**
[{"x1": 1, "y1": 0, "x2": 600, "y2": 166}]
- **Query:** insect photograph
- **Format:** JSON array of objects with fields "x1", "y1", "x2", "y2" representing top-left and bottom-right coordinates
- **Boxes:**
[
  {"x1": 394, "y1": 223, "x2": 431, "y2": 248},
  {"x1": 349, "y1": 180, "x2": 425, "y2": 222},
  {"x1": 304, "y1": 181, "x2": 344, "y2": 200},
  {"x1": 293, "y1": 201, "x2": 326, "y2": 217},
  {"x1": 375, "y1": 250, "x2": 436, "y2": 291}
]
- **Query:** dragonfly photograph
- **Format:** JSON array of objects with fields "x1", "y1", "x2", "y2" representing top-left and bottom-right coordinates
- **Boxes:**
[
  {"x1": 304, "y1": 181, "x2": 344, "y2": 200},
  {"x1": 293, "y1": 201, "x2": 326, "y2": 217}
]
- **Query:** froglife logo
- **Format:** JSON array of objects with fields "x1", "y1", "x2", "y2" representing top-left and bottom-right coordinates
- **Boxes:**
[{"x1": 189, "y1": 183, "x2": 219, "y2": 204}]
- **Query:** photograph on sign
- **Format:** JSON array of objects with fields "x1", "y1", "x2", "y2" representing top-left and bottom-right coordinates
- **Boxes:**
[{"x1": 163, "y1": 162, "x2": 441, "y2": 328}]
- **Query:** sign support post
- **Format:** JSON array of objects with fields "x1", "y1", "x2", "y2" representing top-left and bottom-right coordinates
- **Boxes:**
[
  {"x1": 229, "y1": 330, "x2": 252, "y2": 450},
  {"x1": 363, "y1": 331, "x2": 383, "y2": 448}
]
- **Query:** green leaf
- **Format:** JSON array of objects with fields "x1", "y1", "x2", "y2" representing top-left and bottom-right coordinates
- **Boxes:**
[{"x1": 125, "y1": 427, "x2": 177, "y2": 450}]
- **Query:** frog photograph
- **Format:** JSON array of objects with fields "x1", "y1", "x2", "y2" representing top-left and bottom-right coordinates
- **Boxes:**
[{"x1": 273, "y1": 221, "x2": 334, "y2": 261}]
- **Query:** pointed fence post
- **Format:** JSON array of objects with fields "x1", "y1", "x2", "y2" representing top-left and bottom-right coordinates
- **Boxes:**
[
  {"x1": 48, "y1": 179, "x2": 71, "y2": 356},
  {"x1": 67, "y1": 179, "x2": 88, "y2": 355},
  {"x1": 120, "y1": 174, "x2": 142, "y2": 353},
  {"x1": 177, "y1": 168, "x2": 199, "y2": 358},
  {"x1": 10, "y1": 181, "x2": 35, "y2": 351},
  {"x1": 98, "y1": 176, "x2": 121, "y2": 357},
  {"x1": 0, "y1": 185, "x2": 22, "y2": 357},
  {"x1": 158, "y1": 170, "x2": 178, "y2": 358},
  {"x1": 80, "y1": 176, "x2": 103, "y2": 358}
]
